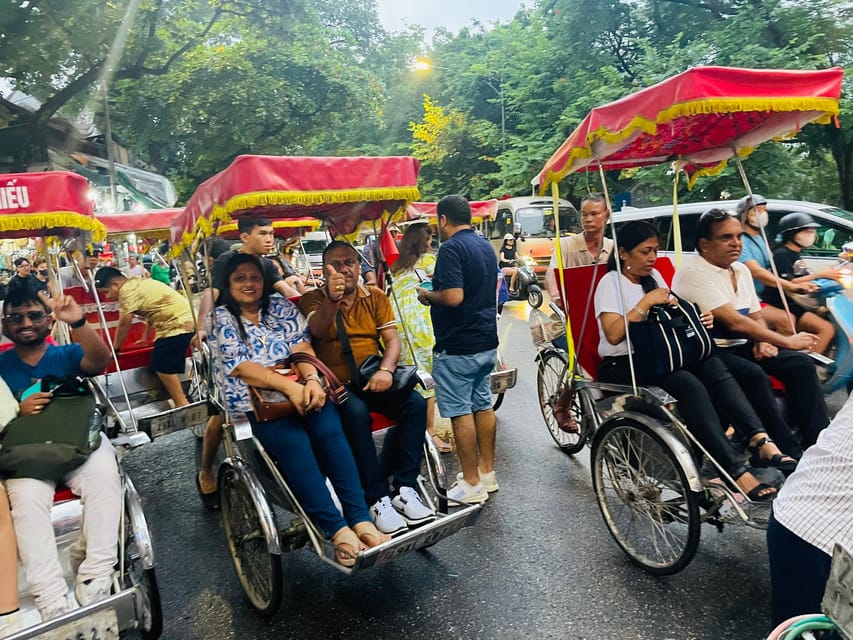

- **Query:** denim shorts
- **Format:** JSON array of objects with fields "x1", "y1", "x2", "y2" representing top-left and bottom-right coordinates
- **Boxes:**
[{"x1": 432, "y1": 349, "x2": 497, "y2": 418}]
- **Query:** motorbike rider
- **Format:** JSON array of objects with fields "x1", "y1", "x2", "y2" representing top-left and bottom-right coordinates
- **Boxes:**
[
  {"x1": 737, "y1": 194, "x2": 813, "y2": 333},
  {"x1": 498, "y1": 234, "x2": 518, "y2": 293},
  {"x1": 760, "y1": 212, "x2": 842, "y2": 355}
]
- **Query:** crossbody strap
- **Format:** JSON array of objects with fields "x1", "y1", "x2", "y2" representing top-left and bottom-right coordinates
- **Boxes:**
[{"x1": 335, "y1": 310, "x2": 360, "y2": 385}]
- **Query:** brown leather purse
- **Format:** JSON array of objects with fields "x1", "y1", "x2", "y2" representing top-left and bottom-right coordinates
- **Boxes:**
[{"x1": 249, "y1": 352, "x2": 348, "y2": 423}]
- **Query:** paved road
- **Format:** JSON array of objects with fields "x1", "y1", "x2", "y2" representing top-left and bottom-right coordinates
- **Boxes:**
[{"x1": 124, "y1": 298, "x2": 842, "y2": 640}]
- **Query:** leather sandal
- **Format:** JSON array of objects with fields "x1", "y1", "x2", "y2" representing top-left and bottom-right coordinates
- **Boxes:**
[
  {"x1": 747, "y1": 437, "x2": 797, "y2": 476},
  {"x1": 431, "y1": 433, "x2": 452, "y2": 453},
  {"x1": 331, "y1": 528, "x2": 363, "y2": 567},
  {"x1": 730, "y1": 466, "x2": 777, "y2": 503},
  {"x1": 352, "y1": 521, "x2": 391, "y2": 548}
]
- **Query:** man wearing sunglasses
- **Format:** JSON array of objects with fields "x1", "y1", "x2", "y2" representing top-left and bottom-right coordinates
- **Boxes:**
[
  {"x1": 673, "y1": 208, "x2": 829, "y2": 451},
  {"x1": 0, "y1": 284, "x2": 117, "y2": 621}
]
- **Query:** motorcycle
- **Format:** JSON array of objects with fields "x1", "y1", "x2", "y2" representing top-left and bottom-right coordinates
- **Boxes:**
[
  {"x1": 805, "y1": 271, "x2": 853, "y2": 393},
  {"x1": 506, "y1": 254, "x2": 543, "y2": 308}
]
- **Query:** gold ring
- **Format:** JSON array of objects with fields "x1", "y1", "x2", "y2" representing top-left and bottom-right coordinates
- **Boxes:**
[{"x1": 336, "y1": 285, "x2": 343, "y2": 290}]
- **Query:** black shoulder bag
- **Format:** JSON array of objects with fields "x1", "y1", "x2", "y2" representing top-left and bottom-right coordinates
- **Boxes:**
[{"x1": 334, "y1": 310, "x2": 418, "y2": 396}]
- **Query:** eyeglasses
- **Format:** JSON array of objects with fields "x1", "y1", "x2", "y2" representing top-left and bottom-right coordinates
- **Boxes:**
[
  {"x1": 4, "y1": 310, "x2": 49, "y2": 325},
  {"x1": 699, "y1": 208, "x2": 734, "y2": 221}
]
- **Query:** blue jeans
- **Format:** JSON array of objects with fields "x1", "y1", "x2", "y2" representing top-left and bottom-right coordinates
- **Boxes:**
[
  {"x1": 249, "y1": 404, "x2": 370, "y2": 538},
  {"x1": 336, "y1": 388, "x2": 427, "y2": 505}
]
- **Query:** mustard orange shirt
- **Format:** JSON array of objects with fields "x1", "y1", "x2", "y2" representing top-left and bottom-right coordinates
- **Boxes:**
[{"x1": 118, "y1": 279, "x2": 194, "y2": 339}]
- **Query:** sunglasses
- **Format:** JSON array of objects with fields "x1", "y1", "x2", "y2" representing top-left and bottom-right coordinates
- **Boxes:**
[
  {"x1": 699, "y1": 208, "x2": 735, "y2": 221},
  {"x1": 4, "y1": 310, "x2": 49, "y2": 325}
]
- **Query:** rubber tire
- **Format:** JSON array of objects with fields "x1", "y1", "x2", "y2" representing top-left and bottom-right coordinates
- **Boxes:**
[
  {"x1": 590, "y1": 416, "x2": 701, "y2": 575},
  {"x1": 527, "y1": 286, "x2": 543, "y2": 309},
  {"x1": 123, "y1": 482, "x2": 163, "y2": 639},
  {"x1": 219, "y1": 463, "x2": 283, "y2": 619},
  {"x1": 138, "y1": 568, "x2": 163, "y2": 640},
  {"x1": 537, "y1": 350, "x2": 586, "y2": 455}
]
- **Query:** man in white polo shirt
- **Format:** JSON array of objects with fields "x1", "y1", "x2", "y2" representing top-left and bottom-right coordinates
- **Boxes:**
[{"x1": 673, "y1": 208, "x2": 828, "y2": 452}]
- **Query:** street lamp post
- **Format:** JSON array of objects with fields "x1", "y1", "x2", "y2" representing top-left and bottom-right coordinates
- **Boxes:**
[{"x1": 414, "y1": 57, "x2": 506, "y2": 151}]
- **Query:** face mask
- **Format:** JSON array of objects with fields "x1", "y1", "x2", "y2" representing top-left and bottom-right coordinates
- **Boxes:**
[
  {"x1": 794, "y1": 230, "x2": 816, "y2": 248},
  {"x1": 749, "y1": 211, "x2": 769, "y2": 228}
]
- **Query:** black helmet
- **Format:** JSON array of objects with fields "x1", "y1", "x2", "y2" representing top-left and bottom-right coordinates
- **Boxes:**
[
  {"x1": 777, "y1": 212, "x2": 820, "y2": 240},
  {"x1": 735, "y1": 194, "x2": 767, "y2": 217}
]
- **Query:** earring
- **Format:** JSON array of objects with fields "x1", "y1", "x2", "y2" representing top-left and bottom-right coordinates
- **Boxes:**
[{"x1": 625, "y1": 264, "x2": 631, "y2": 271}]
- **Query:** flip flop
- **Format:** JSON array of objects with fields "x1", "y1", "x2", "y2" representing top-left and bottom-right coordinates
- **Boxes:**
[{"x1": 195, "y1": 473, "x2": 219, "y2": 511}]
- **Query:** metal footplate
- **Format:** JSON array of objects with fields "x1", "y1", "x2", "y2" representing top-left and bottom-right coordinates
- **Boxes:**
[
  {"x1": 136, "y1": 400, "x2": 211, "y2": 439},
  {"x1": 490, "y1": 368, "x2": 518, "y2": 394},
  {"x1": 344, "y1": 503, "x2": 482, "y2": 573},
  {"x1": 6, "y1": 588, "x2": 142, "y2": 640}
]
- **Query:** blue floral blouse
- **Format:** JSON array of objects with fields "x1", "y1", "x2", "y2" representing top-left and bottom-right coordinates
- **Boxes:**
[{"x1": 207, "y1": 296, "x2": 311, "y2": 414}]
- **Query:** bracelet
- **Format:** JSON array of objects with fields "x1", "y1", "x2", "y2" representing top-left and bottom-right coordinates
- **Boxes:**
[
  {"x1": 69, "y1": 316, "x2": 87, "y2": 329},
  {"x1": 632, "y1": 306, "x2": 648, "y2": 318},
  {"x1": 264, "y1": 371, "x2": 273, "y2": 387},
  {"x1": 304, "y1": 374, "x2": 321, "y2": 383},
  {"x1": 379, "y1": 366, "x2": 394, "y2": 374}
]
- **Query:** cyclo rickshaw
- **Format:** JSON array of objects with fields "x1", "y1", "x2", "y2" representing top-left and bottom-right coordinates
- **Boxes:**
[
  {"x1": 0, "y1": 171, "x2": 164, "y2": 639},
  {"x1": 531, "y1": 66, "x2": 844, "y2": 574},
  {"x1": 169, "y1": 154, "x2": 482, "y2": 618},
  {"x1": 404, "y1": 200, "x2": 518, "y2": 411}
]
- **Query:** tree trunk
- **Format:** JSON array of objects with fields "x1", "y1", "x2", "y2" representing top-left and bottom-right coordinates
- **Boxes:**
[{"x1": 830, "y1": 135, "x2": 853, "y2": 210}]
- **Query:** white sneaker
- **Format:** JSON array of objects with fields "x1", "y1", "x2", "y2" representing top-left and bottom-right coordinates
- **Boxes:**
[
  {"x1": 370, "y1": 496, "x2": 408, "y2": 535},
  {"x1": 74, "y1": 575, "x2": 113, "y2": 607},
  {"x1": 447, "y1": 478, "x2": 489, "y2": 504},
  {"x1": 0, "y1": 610, "x2": 22, "y2": 637},
  {"x1": 38, "y1": 594, "x2": 72, "y2": 622},
  {"x1": 478, "y1": 469, "x2": 499, "y2": 493},
  {"x1": 392, "y1": 486, "x2": 436, "y2": 525}
]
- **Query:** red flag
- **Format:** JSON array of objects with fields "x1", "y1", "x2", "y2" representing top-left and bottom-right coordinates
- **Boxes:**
[{"x1": 380, "y1": 226, "x2": 399, "y2": 267}]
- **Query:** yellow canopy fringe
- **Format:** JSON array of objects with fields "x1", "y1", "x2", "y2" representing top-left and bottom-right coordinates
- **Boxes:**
[{"x1": 0, "y1": 213, "x2": 106, "y2": 241}]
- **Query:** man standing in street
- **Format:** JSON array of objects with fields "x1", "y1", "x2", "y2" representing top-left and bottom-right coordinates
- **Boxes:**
[
  {"x1": 545, "y1": 193, "x2": 614, "y2": 308},
  {"x1": 417, "y1": 195, "x2": 499, "y2": 504}
]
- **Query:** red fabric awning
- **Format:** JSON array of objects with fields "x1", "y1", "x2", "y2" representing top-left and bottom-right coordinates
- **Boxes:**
[
  {"x1": 216, "y1": 218, "x2": 321, "y2": 240},
  {"x1": 407, "y1": 200, "x2": 498, "y2": 222},
  {"x1": 97, "y1": 209, "x2": 183, "y2": 236},
  {"x1": 0, "y1": 171, "x2": 105, "y2": 240},
  {"x1": 535, "y1": 66, "x2": 844, "y2": 191},
  {"x1": 170, "y1": 155, "x2": 420, "y2": 255}
]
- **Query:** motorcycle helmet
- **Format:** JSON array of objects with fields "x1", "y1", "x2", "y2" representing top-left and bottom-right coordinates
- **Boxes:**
[
  {"x1": 735, "y1": 194, "x2": 767, "y2": 217},
  {"x1": 777, "y1": 212, "x2": 820, "y2": 241}
]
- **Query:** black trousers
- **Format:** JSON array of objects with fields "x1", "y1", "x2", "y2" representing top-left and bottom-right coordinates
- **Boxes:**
[
  {"x1": 336, "y1": 387, "x2": 427, "y2": 505},
  {"x1": 598, "y1": 355, "x2": 744, "y2": 474},
  {"x1": 767, "y1": 515, "x2": 832, "y2": 625},
  {"x1": 717, "y1": 346, "x2": 828, "y2": 452}
]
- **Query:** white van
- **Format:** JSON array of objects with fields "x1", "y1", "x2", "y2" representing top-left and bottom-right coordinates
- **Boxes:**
[{"x1": 292, "y1": 230, "x2": 331, "y2": 276}]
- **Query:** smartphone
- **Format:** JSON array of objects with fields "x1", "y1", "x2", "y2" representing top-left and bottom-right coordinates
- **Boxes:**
[{"x1": 20, "y1": 380, "x2": 42, "y2": 401}]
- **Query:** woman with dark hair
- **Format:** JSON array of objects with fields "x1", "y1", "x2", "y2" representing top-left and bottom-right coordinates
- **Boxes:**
[
  {"x1": 498, "y1": 234, "x2": 518, "y2": 293},
  {"x1": 594, "y1": 221, "x2": 792, "y2": 501},
  {"x1": 207, "y1": 253, "x2": 389, "y2": 564},
  {"x1": 389, "y1": 223, "x2": 450, "y2": 451}
]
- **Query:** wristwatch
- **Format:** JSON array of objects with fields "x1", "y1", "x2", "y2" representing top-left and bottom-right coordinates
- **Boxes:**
[{"x1": 69, "y1": 316, "x2": 87, "y2": 329}]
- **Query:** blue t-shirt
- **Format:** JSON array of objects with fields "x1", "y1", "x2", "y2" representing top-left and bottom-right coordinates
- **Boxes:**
[
  {"x1": 738, "y1": 233, "x2": 770, "y2": 295},
  {"x1": 0, "y1": 344, "x2": 84, "y2": 397},
  {"x1": 430, "y1": 229, "x2": 499, "y2": 355}
]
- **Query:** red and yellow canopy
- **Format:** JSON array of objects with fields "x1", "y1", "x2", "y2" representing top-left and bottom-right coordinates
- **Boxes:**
[
  {"x1": 536, "y1": 66, "x2": 844, "y2": 191},
  {"x1": 0, "y1": 171, "x2": 105, "y2": 240},
  {"x1": 407, "y1": 200, "x2": 498, "y2": 224},
  {"x1": 170, "y1": 155, "x2": 420, "y2": 255},
  {"x1": 97, "y1": 209, "x2": 183, "y2": 239},
  {"x1": 216, "y1": 218, "x2": 321, "y2": 240}
]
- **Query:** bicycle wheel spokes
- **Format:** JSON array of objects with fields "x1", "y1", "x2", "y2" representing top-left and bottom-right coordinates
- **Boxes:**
[
  {"x1": 592, "y1": 421, "x2": 700, "y2": 574},
  {"x1": 537, "y1": 351, "x2": 586, "y2": 454}
]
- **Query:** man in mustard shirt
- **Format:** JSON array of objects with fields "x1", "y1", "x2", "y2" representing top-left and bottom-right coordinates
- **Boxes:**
[{"x1": 95, "y1": 267, "x2": 195, "y2": 407}]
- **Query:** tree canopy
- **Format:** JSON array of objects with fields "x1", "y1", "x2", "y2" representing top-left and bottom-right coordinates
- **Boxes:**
[{"x1": 2, "y1": 0, "x2": 852, "y2": 207}]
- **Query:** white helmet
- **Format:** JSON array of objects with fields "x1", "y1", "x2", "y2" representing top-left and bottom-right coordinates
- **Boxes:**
[{"x1": 504, "y1": 233, "x2": 514, "y2": 240}]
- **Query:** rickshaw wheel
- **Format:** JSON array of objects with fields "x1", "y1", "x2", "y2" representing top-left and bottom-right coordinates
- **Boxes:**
[
  {"x1": 537, "y1": 350, "x2": 586, "y2": 455},
  {"x1": 591, "y1": 416, "x2": 700, "y2": 575},
  {"x1": 124, "y1": 477, "x2": 163, "y2": 639},
  {"x1": 219, "y1": 462, "x2": 283, "y2": 618},
  {"x1": 186, "y1": 352, "x2": 208, "y2": 439}
]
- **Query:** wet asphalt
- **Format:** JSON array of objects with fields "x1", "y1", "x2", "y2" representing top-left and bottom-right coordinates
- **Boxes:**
[{"x1": 122, "y1": 297, "x2": 848, "y2": 640}]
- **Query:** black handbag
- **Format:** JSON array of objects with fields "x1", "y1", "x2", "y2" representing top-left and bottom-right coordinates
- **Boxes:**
[
  {"x1": 629, "y1": 294, "x2": 713, "y2": 381},
  {"x1": 335, "y1": 311, "x2": 418, "y2": 395}
]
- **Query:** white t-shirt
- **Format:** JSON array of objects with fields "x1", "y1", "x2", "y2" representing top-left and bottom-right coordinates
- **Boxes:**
[
  {"x1": 546, "y1": 234, "x2": 614, "y2": 300},
  {"x1": 0, "y1": 377, "x2": 19, "y2": 432},
  {"x1": 672, "y1": 256, "x2": 760, "y2": 346},
  {"x1": 594, "y1": 268, "x2": 667, "y2": 358},
  {"x1": 121, "y1": 264, "x2": 148, "y2": 279}
]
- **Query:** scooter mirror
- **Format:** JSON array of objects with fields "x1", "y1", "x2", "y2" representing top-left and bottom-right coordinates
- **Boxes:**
[{"x1": 513, "y1": 222, "x2": 522, "y2": 237}]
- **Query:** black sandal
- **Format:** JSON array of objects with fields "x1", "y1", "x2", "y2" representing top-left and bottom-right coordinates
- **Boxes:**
[
  {"x1": 195, "y1": 473, "x2": 219, "y2": 511},
  {"x1": 729, "y1": 466, "x2": 777, "y2": 503},
  {"x1": 747, "y1": 437, "x2": 797, "y2": 476}
]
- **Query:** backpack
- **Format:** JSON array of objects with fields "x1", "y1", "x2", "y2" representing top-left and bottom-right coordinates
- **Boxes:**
[{"x1": 0, "y1": 376, "x2": 103, "y2": 482}]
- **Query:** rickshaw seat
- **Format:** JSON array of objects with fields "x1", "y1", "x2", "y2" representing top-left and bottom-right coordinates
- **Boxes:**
[
  {"x1": 557, "y1": 257, "x2": 676, "y2": 379},
  {"x1": 370, "y1": 412, "x2": 398, "y2": 432},
  {"x1": 53, "y1": 487, "x2": 77, "y2": 503}
]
